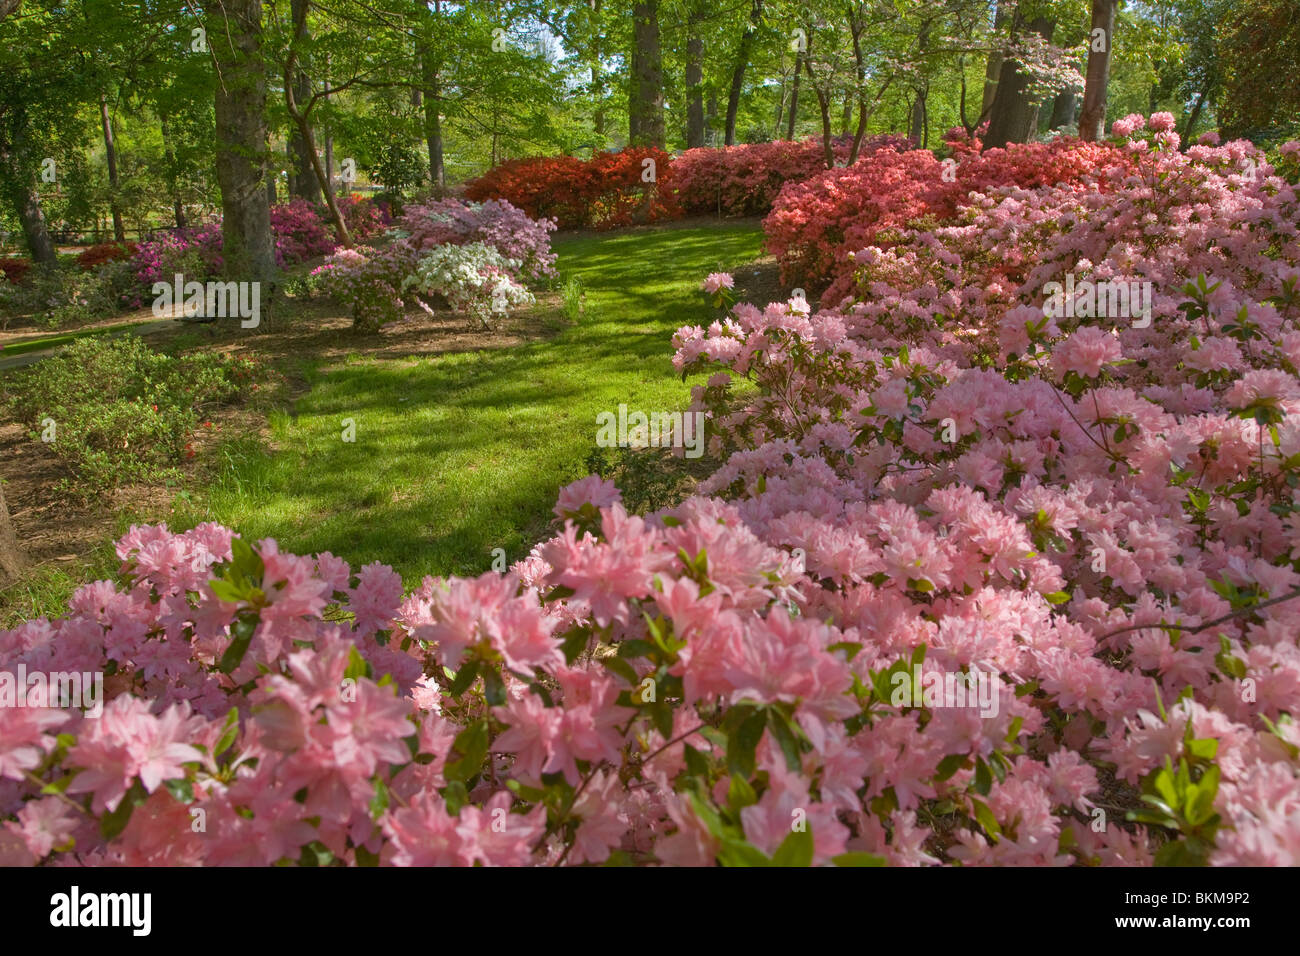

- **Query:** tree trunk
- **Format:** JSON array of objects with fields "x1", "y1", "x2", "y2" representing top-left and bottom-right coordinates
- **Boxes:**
[
  {"x1": 909, "y1": 86, "x2": 927, "y2": 145},
  {"x1": 981, "y1": 0, "x2": 1009, "y2": 117},
  {"x1": 210, "y1": 0, "x2": 277, "y2": 289},
  {"x1": 286, "y1": 0, "x2": 320, "y2": 203},
  {"x1": 805, "y1": 55, "x2": 834, "y2": 169},
  {"x1": 590, "y1": 0, "x2": 605, "y2": 145},
  {"x1": 11, "y1": 177, "x2": 57, "y2": 267},
  {"x1": 1, "y1": 128, "x2": 57, "y2": 269},
  {"x1": 723, "y1": 0, "x2": 763, "y2": 146},
  {"x1": 0, "y1": 480, "x2": 23, "y2": 586},
  {"x1": 160, "y1": 118, "x2": 188, "y2": 228},
  {"x1": 984, "y1": 17, "x2": 1055, "y2": 149},
  {"x1": 629, "y1": 1, "x2": 665, "y2": 147},
  {"x1": 0, "y1": 124, "x2": 57, "y2": 268},
  {"x1": 284, "y1": 0, "x2": 350, "y2": 244},
  {"x1": 786, "y1": 52, "x2": 801, "y2": 140},
  {"x1": 421, "y1": 47, "x2": 446, "y2": 196},
  {"x1": 1077, "y1": 0, "x2": 1116, "y2": 141},
  {"x1": 685, "y1": 9, "x2": 705, "y2": 148},
  {"x1": 1049, "y1": 89, "x2": 1077, "y2": 130},
  {"x1": 1182, "y1": 86, "x2": 1208, "y2": 143},
  {"x1": 99, "y1": 95, "x2": 126, "y2": 242}
]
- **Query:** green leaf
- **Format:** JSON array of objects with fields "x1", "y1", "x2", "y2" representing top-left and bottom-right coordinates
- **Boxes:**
[
  {"x1": 682, "y1": 744, "x2": 710, "y2": 779},
  {"x1": 344, "y1": 646, "x2": 370, "y2": 682},
  {"x1": 481, "y1": 666, "x2": 507, "y2": 707},
  {"x1": 214, "y1": 707, "x2": 240, "y2": 757},
  {"x1": 100, "y1": 783, "x2": 146, "y2": 840},
  {"x1": 217, "y1": 612, "x2": 259, "y2": 674},
  {"x1": 770, "y1": 825, "x2": 814, "y2": 867},
  {"x1": 444, "y1": 719, "x2": 490, "y2": 784},
  {"x1": 560, "y1": 627, "x2": 589, "y2": 665},
  {"x1": 727, "y1": 775, "x2": 758, "y2": 810},
  {"x1": 370, "y1": 778, "x2": 389, "y2": 820},
  {"x1": 600, "y1": 655, "x2": 640, "y2": 688},
  {"x1": 832, "y1": 851, "x2": 888, "y2": 867},
  {"x1": 766, "y1": 708, "x2": 803, "y2": 772},
  {"x1": 163, "y1": 777, "x2": 194, "y2": 804},
  {"x1": 447, "y1": 660, "x2": 480, "y2": 697},
  {"x1": 726, "y1": 707, "x2": 767, "y2": 778},
  {"x1": 971, "y1": 799, "x2": 1001, "y2": 840}
]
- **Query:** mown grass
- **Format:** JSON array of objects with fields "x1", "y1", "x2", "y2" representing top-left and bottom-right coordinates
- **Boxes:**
[{"x1": 171, "y1": 222, "x2": 764, "y2": 582}]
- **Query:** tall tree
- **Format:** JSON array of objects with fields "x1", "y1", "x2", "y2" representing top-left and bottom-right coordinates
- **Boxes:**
[
  {"x1": 286, "y1": 0, "x2": 321, "y2": 202},
  {"x1": 629, "y1": 0, "x2": 664, "y2": 147},
  {"x1": 984, "y1": 14, "x2": 1056, "y2": 148},
  {"x1": 723, "y1": 0, "x2": 763, "y2": 145},
  {"x1": 99, "y1": 92, "x2": 125, "y2": 240},
  {"x1": 684, "y1": 2, "x2": 706, "y2": 148},
  {"x1": 208, "y1": 0, "x2": 276, "y2": 289},
  {"x1": 1078, "y1": 0, "x2": 1116, "y2": 141}
]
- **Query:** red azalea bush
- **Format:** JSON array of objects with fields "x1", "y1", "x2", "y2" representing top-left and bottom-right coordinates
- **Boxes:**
[
  {"x1": 764, "y1": 137, "x2": 1131, "y2": 305},
  {"x1": 6, "y1": 121, "x2": 1300, "y2": 868},
  {"x1": 465, "y1": 155, "x2": 594, "y2": 228},
  {"x1": 672, "y1": 135, "x2": 912, "y2": 219},
  {"x1": 0, "y1": 258, "x2": 32, "y2": 284},
  {"x1": 74, "y1": 243, "x2": 139, "y2": 271},
  {"x1": 465, "y1": 148, "x2": 674, "y2": 230}
]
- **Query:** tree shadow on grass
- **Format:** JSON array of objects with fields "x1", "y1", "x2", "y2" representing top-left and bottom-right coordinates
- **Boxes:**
[{"x1": 200, "y1": 223, "x2": 765, "y2": 582}]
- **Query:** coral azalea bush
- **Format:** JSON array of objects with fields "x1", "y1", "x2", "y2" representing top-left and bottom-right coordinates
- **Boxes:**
[
  {"x1": 5, "y1": 121, "x2": 1300, "y2": 867},
  {"x1": 673, "y1": 134, "x2": 911, "y2": 218},
  {"x1": 465, "y1": 147, "x2": 675, "y2": 230},
  {"x1": 764, "y1": 136, "x2": 1130, "y2": 305}
]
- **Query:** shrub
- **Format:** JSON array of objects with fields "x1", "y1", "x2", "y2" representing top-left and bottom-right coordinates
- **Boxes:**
[
  {"x1": 269, "y1": 199, "x2": 336, "y2": 265},
  {"x1": 396, "y1": 198, "x2": 557, "y2": 280},
  {"x1": 8, "y1": 122, "x2": 1298, "y2": 869},
  {"x1": 763, "y1": 138, "x2": 1131, "y2": 304},
  {"x1": 464, "y1": 154, "x2": 596, "y2": 228},
  {"x1": 314, "y1": 198, "x2": 556, "y2": 331},
  {"x1": 130, "y1": 225, "x2": 224, "y2": 289},
  {"x1": 74, "y1": 242, "x2": 139, "y2": 271},
  {"x1": 0, "y1": 257, "x2": 32, "y2": 285},
  {"x1": 672, "y1": 134, "x2": 911, "y2": 218},
  {"x1": 4, "y1": 335, "x2": 258, "y2": 493},
  {"x1": 464, "y1": 147, "x2": 675, "y2": 229},
  {"x1": 338, "y1": 194, "x2": 389, "y2": 240},
  {"x1": 401, "y1": 241, "x2": 535, "y2": 325},
  {"x1": 310, "y1": 247, "x2": 408, "y2": 332}
]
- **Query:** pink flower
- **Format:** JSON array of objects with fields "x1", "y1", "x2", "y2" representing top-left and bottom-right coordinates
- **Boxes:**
[
  {"x1": 66, "y1": 697, "x2": 205, "y2": 813},
  {"x1": 702, "y1": 272, "x2": 734, "y2": 294}
]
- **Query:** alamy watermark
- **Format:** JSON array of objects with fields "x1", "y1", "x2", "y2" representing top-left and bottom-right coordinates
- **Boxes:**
[
  {"x1": 1043, "y1": 273, "x2": 1152, "y2": 328},
  {"x1": 890, "y1": 664, "x2": 1000, "y2": 718},
  {"x1": 0, "y1": 665, "x2": 104, "y2": 718},
  {"x1": 152, "y1": 273, "x2": 261, "y2": 328},
  {"x1": 596, "y1": 404, "x2": 706, "y2": 459}
]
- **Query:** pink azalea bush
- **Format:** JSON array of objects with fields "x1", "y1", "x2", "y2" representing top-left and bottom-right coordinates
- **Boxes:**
[{"x1": 5, "y1": 121, "x2": 1300, "y2": 867}]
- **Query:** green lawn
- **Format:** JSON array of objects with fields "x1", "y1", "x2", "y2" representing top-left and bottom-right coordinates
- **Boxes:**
[{"x1": 179, "y1": 222, "x2": 763, "y2": 582}]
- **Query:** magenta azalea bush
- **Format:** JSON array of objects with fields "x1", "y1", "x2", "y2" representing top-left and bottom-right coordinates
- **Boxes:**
[
  {"x1": 5, "y1": 120, "x2": 1300, "y2": 867},
  {"x1": 269, "y1": 199, "x2": 336, "y2": 265}
]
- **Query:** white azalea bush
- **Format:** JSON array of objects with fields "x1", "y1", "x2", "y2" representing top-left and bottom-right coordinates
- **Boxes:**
[{"x1": 401, "y1": 241, "x2": 535, "y2": 326}]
